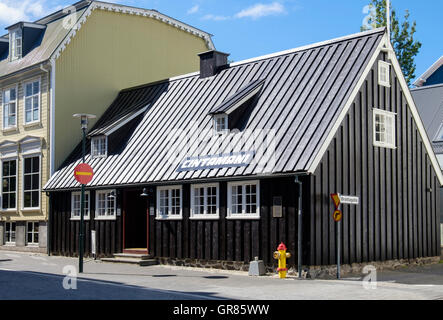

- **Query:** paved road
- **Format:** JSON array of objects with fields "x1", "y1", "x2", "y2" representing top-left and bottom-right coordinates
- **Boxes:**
[{"x1": 0, "y1": 251, "x2": 442, "y2": 300}]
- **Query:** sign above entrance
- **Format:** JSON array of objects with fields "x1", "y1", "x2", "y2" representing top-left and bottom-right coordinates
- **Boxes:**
[
  {"x1": 74, "y1": 163, "x2": 94, "y2": 185},
  {"x1": 177, "y1": 151, "x2": 255, "y2": 172}
]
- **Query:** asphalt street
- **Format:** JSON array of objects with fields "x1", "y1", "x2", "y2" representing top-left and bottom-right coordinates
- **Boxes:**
[{"x1": 0, "y1": 251, "x2": 442, "y2": 300}]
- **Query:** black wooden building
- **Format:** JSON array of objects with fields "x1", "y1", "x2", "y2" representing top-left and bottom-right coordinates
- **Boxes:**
[{"x1": 44, "y1": 28, "x2": 443, "y2": 269}]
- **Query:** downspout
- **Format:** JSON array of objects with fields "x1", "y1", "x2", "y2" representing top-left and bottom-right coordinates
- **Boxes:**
[
  {"x1": 40, "y1": 63, "x2": 51, "y2": 255},
  {"x1": 294, "y1": 173, "x2": 309, "y2": 279}
]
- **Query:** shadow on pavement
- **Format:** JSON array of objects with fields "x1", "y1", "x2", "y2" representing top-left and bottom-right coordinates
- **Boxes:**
[{"x1": 0, "y1": 269, "x2": 228, "y2": 300}]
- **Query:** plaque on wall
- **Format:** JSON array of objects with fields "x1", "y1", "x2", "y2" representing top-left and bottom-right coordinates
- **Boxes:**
[{"x1": 273, "y1": 196, "x2": 283, "y2": 218}]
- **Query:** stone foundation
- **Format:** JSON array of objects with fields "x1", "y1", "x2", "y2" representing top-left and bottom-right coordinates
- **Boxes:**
[
  {"x1": 0, "y1": 245, "x2": 46, "y2": 254},
  {"x1": 156, "y1": 256, "x2": 441, "y2": 278}
]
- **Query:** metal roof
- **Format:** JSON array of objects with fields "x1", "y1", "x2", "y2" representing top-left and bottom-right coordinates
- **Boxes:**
[
  {"x1": 44, "y1": 28, "x2": 385, "y2": 191},
  {"x1": 209, "y1": 78, "x2": 265, "y2": 115},
  {"x1": 0, "y1": 7, "x2": 88, "y2": 79}
]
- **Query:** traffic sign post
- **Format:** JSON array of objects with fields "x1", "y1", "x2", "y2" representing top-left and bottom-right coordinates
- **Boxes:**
[{"x1": 331, "y1": 194, "x2": 359, "y2": 280}]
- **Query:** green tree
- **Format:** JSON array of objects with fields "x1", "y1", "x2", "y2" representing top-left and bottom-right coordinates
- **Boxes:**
[{"x1": 361, "y1": 0, "x2": 421, "y2": 86}]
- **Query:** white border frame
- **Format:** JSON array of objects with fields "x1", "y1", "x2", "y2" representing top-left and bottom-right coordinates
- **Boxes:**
[
  {"x1": 227, "y1": 180, "x2": 260, "y2": 220},
  {"x1": 21, "y1": 153, "x2": 41, "y2": 211},
  {"x1": 95, "y1": 189, "x2": 116, "y2": 220},
  {"x1": 213, "y1": 114, "x2": 229, "y2": 135},
  {"x1": 4, "y1": 221, "x2": 16, "y2": 245},
  {"x1": 23, "y1": 77, "x2": 42, "y2": 126},
  {"x1": 373, "y1": 108, "x2": 396, "y2": 149},
  {"x1": 91, "y1": 135, "x2": 108, "y2": 159},
  {"x1": 0, "y1": 157, "x2": 18, "y2": 211},
  {"x1": 190, "y1": 183, "x2": 220, "y2": 220},
  {"x1": 9, "y1": 27, "x2": 22, "y2": 62},
  {"x1": 378, "y1": 60, "x2": 391, "y2": 88},
  {"x1": 70, "y1": 191, "x2": 91, "y2": 221},
  {"x1": 156, "y1": 185, "x2": 183, "y2": 220},
  {"x1": 2, "y1": 84, "x2": 18, "y2": 130},
  {"x1": 26, "y1": 221, "x2": 39, "y2": 246}
]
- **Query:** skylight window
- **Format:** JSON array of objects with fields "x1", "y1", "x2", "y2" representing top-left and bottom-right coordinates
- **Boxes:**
[
  {"x1": 9, "y1": 28, "x2": 22, "y2": 61},
  {"x1": 213, "y1": 114, "x2": 228, "y2": 134},
  {"x1": 91, "y1": 136, "x2": 107, "y2": 158}
]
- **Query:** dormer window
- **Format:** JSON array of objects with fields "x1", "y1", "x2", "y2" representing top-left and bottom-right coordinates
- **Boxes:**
[
  {"x1": 213, "y1": 114, "x2": 228, "y2": 134},
  {"x1": 91, "y1": 136, "x2": 107, "y2": 158},
  {"x1": 9, "y1": 28, "x2": 22, "y2": 61},
  {"x1": 378, "y1": 60, "x2": 391, "y2": 87}
]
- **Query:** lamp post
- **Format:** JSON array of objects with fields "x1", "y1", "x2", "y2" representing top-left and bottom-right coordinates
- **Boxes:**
[{"x1": 73, "y1": 113, "x2": 96, "y2": 273}]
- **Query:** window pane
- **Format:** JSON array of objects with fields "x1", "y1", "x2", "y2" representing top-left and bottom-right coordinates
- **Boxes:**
[
  {"x1": 26, "y1": 83, "x2": 32, "y2": 96},
  {"x1": 25, "y1": 158, "x2": 32, "y2": 173},
  {"x1": 31, "y1": 191, "x2": 39, "y2": 207},
  {"x1": 32, "y1": 157, "x2": 39, "y2": 172}
]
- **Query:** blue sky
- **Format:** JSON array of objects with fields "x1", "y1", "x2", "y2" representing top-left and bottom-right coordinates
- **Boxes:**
[{"x1": 0, "y1": 0, "x2": 442, "y2": 82}]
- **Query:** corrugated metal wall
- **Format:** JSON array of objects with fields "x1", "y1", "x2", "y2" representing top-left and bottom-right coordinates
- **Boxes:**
[{"x1": 308, "y1": 54, "x2": 441, "y2": 266}]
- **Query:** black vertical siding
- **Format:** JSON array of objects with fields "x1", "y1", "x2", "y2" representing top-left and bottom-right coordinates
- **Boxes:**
[{"x1": 309, "y1": 55, "x2": 441, "y2": 265}]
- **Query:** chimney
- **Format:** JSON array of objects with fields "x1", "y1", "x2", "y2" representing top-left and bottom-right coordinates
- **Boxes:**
[{"x1": 198, "y1": 50, "x2": 230, "y2": 78}]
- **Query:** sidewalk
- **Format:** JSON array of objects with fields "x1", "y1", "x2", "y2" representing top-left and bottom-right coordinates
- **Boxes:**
[{"x1": 0, "y1": 251, "x2": 442, "y2": 300}]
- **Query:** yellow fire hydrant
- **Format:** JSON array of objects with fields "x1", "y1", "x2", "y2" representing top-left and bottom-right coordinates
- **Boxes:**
[{"x1": 273, "y1": 242, "x2": 291, "y2": 278}]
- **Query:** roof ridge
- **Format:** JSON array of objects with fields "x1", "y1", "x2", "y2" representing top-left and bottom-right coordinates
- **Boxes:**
[{"x1": 229, "y1": 27, "x2": 386, "y2": 68}]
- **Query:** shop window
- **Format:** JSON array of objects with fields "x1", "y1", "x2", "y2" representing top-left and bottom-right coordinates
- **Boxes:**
[
  {"x1": 71, "y1": 191, "x2": 90, "y2": 220},
  {"x1": 27, "y1": 222, "x2": 39, "y2": 245},
  {"x1": 23, "y1": 156, "x2": 40, "y2": 209},
  {"x1": 227, "y1": 181, "x2": 260, "y2": 219},
  {"x1": 2, "y1": 159, "x2": 17, "y2": 210},
  {"x1": 5, "y1": 222, "x2": 16, "y2": 244},
  {"x1": 95, "y1": 190, "x2": 116, "y2": 220},
  {"x1": 156, "y1": 186, "x2": 182, "y2": 220},
  {"x1": 190, "y1": 183, "x2": 219, "y2": 219}
]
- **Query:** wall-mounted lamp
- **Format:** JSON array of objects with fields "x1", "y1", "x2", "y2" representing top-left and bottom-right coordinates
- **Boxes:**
[
  {"x1": 140, "y1": 188, "x2": 149, "y2": 197},
  {"x1": 108, "y1": 191, "x2": 116, "y2": 199}
]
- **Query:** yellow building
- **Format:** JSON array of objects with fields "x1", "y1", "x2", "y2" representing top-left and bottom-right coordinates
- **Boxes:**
[{"x1": 0, "y1": 0, "x2": 213, "y2": 252}]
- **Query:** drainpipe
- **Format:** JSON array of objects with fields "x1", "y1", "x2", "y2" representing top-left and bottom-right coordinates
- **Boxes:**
[{"x1": 294, "y1": 173, "x2": 309, "y2": 279}]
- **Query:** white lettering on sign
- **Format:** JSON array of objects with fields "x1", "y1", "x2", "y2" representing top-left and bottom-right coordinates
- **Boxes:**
[
  {"x1": 339, "y1": 195, "x2": 359, "y2": 205},
  {"x1": 177, "y1": 151, "x2": 255, "y2": 172}
]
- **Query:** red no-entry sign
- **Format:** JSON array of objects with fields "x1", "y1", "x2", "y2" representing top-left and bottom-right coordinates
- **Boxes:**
[{"x1": 74, "y1": 163, "x2": 94, "y2": 185}]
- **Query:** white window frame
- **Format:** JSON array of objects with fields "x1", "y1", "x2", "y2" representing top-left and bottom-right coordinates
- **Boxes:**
[
  {"x1": 91, "y1": 135, "x2": 108, "y2": 158},
  {"x1": 373, "y1": 108, "x2": 396, "y2": 149},
  {"x1": 227, "y1": 180, "x2": 260, "y2": 219},
  {"x1": 378, "y1": 60, "x2": 391, "y2": 87},
  {"x1": 21, "y1": 154, "x2": 41, "y2": 211},
  {"x1": 213, "y1": 114, "x2": 228, "y2": 135},
  {"x1": 95, "y1": 189, "x2": 116, "y2": 220},
  {"x1": 23, "y1": 78, "x2": 41, "y2": 125},
  {"x1": 190, "y1": 183, "x2": 219, "y2": 220},
  {"x1": 26, "y1": 222, "x2": 39, "y2": 246},
  {"x1": 9, "y1": 28, "x2": 22, "y2": 61},
  {"x1": 70, "y1": 191, "x2": 91, "y2": 220},
  {"x1": 2, "y1": 85, "x2": 18, "y2": 130},
  {"x1": 156, "y1": 185, "x2": 183, "y2": 220},
  {"x1": 1, "y1": 157, "x2": 18, "y2": 211},
  {"x1": 4, "y1": 222, "x2": 16, "y2": 244}
]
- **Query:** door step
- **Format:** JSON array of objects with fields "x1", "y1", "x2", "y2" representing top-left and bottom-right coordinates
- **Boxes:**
[{"x1": 101, "y1": 253, "x2": 158, "y2": 266}]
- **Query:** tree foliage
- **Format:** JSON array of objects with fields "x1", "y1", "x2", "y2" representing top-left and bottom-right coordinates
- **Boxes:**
[{"x1": 361, "y1": 0, "x2": 421, "y2": 86}]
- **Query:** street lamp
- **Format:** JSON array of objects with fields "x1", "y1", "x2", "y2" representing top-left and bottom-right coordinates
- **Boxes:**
[{"x1": 73, "y1": 113, "x2": 96, "y2": 273}]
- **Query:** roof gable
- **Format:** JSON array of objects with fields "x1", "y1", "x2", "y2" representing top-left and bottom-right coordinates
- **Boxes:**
[{"x1": 45, "y1": 28, "x2": 388, "y2": 190}]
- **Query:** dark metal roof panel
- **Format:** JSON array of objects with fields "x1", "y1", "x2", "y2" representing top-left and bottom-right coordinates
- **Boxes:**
[{"x1": 44, "y1": 29, "x2": 385, "y2": 190}]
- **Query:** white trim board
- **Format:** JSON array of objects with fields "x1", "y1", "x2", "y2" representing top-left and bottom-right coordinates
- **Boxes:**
[
  {"x1": 413, "y1": 56, "x2": 443, "y2": 87},
  {"x1": 307, "y1": 31, "x2": 443, "y2": 186},
  {"x1": 49, "y1": 2, "x2": 214, "y2": 64}
]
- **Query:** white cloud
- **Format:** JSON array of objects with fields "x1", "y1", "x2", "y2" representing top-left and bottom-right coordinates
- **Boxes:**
[
  {"x1": 187, "y1": 5, "x2": 199, "y2": 14},
  {"x1": 202, "y1": 14, "x2": 230, "y2": 21},
  {"x1": 235, "y1": 2, "x2": 286, "y2": 20},
  {"x1": 0, "y1": 0, "x2": 61, "y2": 26},
  {"x1": 202, "y1": 2, "x2": 286, "y2": 22}
]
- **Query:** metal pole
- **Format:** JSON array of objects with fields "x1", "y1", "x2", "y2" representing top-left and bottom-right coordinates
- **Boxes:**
[
  {"x1": 337, "y1": 218, "x2": 341, "y2": 280},
  {"x1": 79, "y1": 126, "x2": 86, "y2": 273},
  {"x1": 387, "y1": 0, "x2": 391, "y2": 42},
  {"x1": 295, "y1": 176, "x2": 302, "y2": 279}
]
